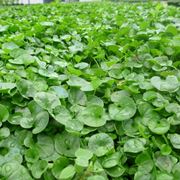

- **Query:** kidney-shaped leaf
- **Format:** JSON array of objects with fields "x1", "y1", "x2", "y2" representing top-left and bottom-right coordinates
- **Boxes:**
[
  {"x1": 168, "y1": 134, "x2": 180, "y2": 149},
  {"x1": 109, "y1": 95, "x2": 136, "y2": 121},
  {"x1": 151, "y1": 75, "x2": 179, "y2": 92},
  {"x1": 88, "y1": 133, "x2": 114, "y2": 157},
  {"x1": 155, "y1": 153, "x2": 177, "y2": 173},
  {"x1": 34, "y1": 92, "x2": 61, "y2": 113},
  {"x1": 55, "y1": 131, "x2": 80, "y2": 157},
  {"x1": 77, "y1": 105, "x2": 107, "y2": 127},
  {"x1": 148, "y1": 119, "x2": 170, "y2": 135},
  {"x1": 124, "y1": 138, "x2": 146, "y2": 153}
]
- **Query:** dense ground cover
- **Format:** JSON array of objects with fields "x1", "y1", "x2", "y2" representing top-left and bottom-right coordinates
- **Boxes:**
[{"x1": 0, "y1": 2, "x2": 180, "y2": 179}]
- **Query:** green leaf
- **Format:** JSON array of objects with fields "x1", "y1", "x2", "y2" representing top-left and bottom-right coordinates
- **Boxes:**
[
  {"x1": 109, "y1": 94, "x2": 136, "y2": 121},
  {"x1": 166, "y1": 25, "x2": 178, "y2": 35},
  {"x1": 88, "y1": 133, "x2": 114, "y2": 157},
  {"x1": 9, "y1": 54, "x2": 37, "y2": 66},
  {"x1": 55, "y1": 131, "x2": 80, "y2": 157},
  {"x1": 52, "y1": 156, "x2": 69, "y2": 179},
  {"x1": 75, "y1": 62, "x2": 89, "y2": 69},
  {"x1": 134, "y1": 171, "x2": 152, "y2": 180},
  {"x1": 124, "y1": 138, "x2": 146, "y2": 153},
  {"x1": 168, "y1": 134, "x2": 180, "y2": 149},
  {"x1": 151, "y1": 75, "x2": 179, "y2": 92},
  {"x1": 172, "y1": 162, "x2": 180, "y2": 179},
  {"x1": 135, "y1": 151, "x2": 154, "y2": 173},
  {"x1": 155, "y1": 153, "x2": 177, "y2": 173},
  {"x1": 75, "y1": 148, "x2": 93, "y2": 167},
  {"x1": 68, "y1": 88, "x2": 87, "y2": 106},
  {"x1": 87, "y1": 175, "x2": 105, "y2": 180},
  {"x1": 165, "y1": 103, "x2": 180, "y2": 117},
  {"x1": 19, "y1": 108, "x2": 34, "y2": 129},
  {"x1": 52, "y1": 106, "x2": 72, "y2": 125},
  {"x1": 106, "y1": 165, "x2": 125, "y2": 177},
  {"x1": 67, "y1": 76, "x2": 94, "y2": 91},
  {"x1": 49, "y1": 86, "x2": 68, "y2": 99},
  {"x1": 24, "y1": 147, "x2": 39, "y2": 163},
  {"x1": 0, "y1": 161, "x2": 32, "y2": 180},
  {"x1": 59, "y1": 165, "x2": 75, "y2": 180},
  {"x1": 36, "y1": 135, "x2": 54, "y2": 159},
  {"x1": 160, "y1": 144, "x2": 172, "y2": 155},
  {"x1": 31, "y1": 160, "x2": 48, "y2": 179},
  {"x1": 2, "y1": 42, "x2": 19, "y2": 51},
  {"x1": 32, "y1": 111, "x2": 49, "y2": 134},
  {"x1": 17, "y1": 79, "x2": 36, "y2": 98},
  {"x1": 40, "y1": 21, "x2": 54, "y2": 26},
  {"x1": 0, "y1": 3, "x2": 180, "y2": 180},
  {"x1": 75, "y1": 148, "x2": 93, "y2": 158},
  {"x1": 0, "y1": 25, "x2": 9, "y2": 32},
  {"x1": 77, "y1": 105, "x2": 107, "y2": 127},
  {"x1": 0, "y1": 83, "x2": 16, "y2": 93},
  {"x1": 156, "y1": 173, "x2": 173, "y2": 180},
  {"x1": 65, "y1": 118, "x2": 84, "y2": 132},
  {"x1": 0, "y1": 104, "x2": 9, "y2": 122},
  {"x1": 102, "y1": 152, "x2": 120, "y2": 168},
  {"x1": 34, "y1": 92, "x2": 61, "y2": 112},
  {"x1": 0, "y1": 127, "x2": 10, "y2": 139},
  {"x1": 148, "y1": 119, "x2": 170, "y2": 135}
]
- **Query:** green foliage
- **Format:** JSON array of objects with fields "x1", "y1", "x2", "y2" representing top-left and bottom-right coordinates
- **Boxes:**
[{"x1": 0, "y1": 2, "x2": 180, "y2": 180}]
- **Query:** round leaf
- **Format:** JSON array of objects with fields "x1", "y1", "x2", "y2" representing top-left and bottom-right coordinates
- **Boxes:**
[
  {"x1": 17, "y1": 79, "x2": 36, "y2": 98},
  {"x1": 77, "y1": 105, "x2": 107, "y2": 127},
  {"x1": 148, "y1": 119, "x2": 170, "y2": 135},
  {"x1": 34, "y1": 92, "x2": 61, "y2": 112},
  {"x1": 124, "y1": 138, "x2": 146, "y2": 153},
  {"x1": 88, "y1": 133, "x2": 114, "y2": 157},
  {"x1": 168, "y1": 134, "x2": 180, "y2": 149},
  {"x1": 0, "y1": 127, "x2": 10, "y2": 139},
  {"x1": 151, "y1": 75, "x2": 179, "y2": 92},
  {"x1": 24, "y1": 148, "x2": 39, "y2": 163},
  {"x1": 55, "y1": 131, "x2": 80, "y2": 157},
  {"x1": 102, "y1": 152, "x2": 120, "y2": 168},
  {"x1": 31, "y1": 160, "x2": 48, "y2": 179},
  {"x1": 52, "y1": 106, "x2": 72, "y2": 125},
  {"x1": 109, "y1": 95, "x2": 136, "y2": 121}
]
